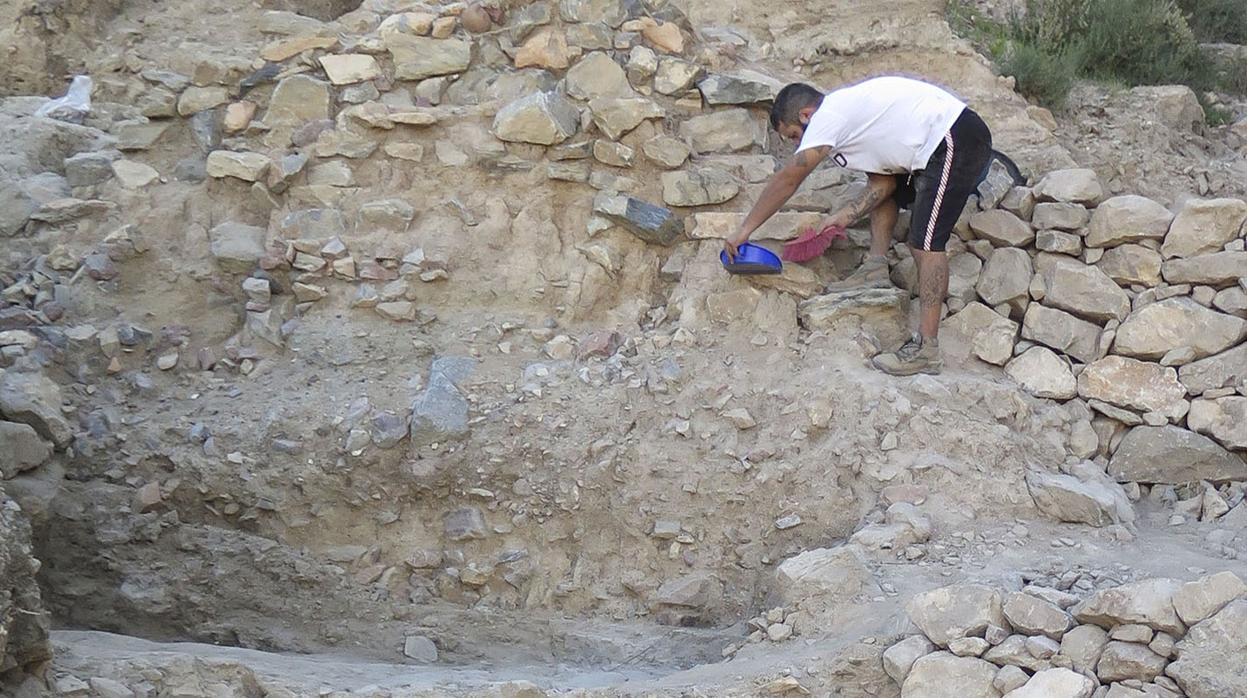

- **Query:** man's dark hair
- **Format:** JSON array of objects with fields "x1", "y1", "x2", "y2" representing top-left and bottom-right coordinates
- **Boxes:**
[{"x1": 770, "y1": 83, "x2": 824, "y2": 130}]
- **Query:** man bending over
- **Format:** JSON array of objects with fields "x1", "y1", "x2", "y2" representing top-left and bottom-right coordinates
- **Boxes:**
[{"x1": 725, "y1": 76, "x2": 993, "y2": 376}]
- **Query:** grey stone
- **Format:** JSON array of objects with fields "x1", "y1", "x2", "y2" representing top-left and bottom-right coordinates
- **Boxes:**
[
  {"x1": 1099, "y1": 245, "x2": 1163, "y2": 286},
  {"x1": 1026, "y1": 469, "x2": 1134, "y2": 528},
  {"x1": 492, "y1": 92, "x2": 580, "y2": 145},
  {"x1": 370, "y1": 412, "x2": 408, "y2": 449},
  {"x1": 443, "y1": 507, "x2": 487, "y2": 541},
  {"x1": 1110, "y1": 425, "x2": 1246, "y2": 484},
  {"x1": 1179, "y1": 342, "x2": 1247, "y2": 395},
  {"x1": 1161, "y1": 251, "x2": 1247, "y2": 286},
  {"x1": 1114, "y1": 298, "x2": 1247, "y2": 361},
  {"x1": 696, "y1": 70, "x2": 782, "y2": 105},
  {"x1": 1162, "y1": 198, "x2": 1247, "y2": 259},
  {"x1": 1073, "y1": 579, "x2": 1186, "y2": 635},
  {"x1": 265, "y1": 75, "x2": 331, "y2": 130},
  {"x1": 797, "y1": 288, "x2": 909, "y2": 337},
  {"x1": 946, "y1": 302, "x2": 1019, "y2": 366},
  {"x1": 411, "y1": 363, "x2": 472, "y2": 446},
  {"x1": 1077, "y1": 356, "x2": 1188, "y2": 420},
  {"x1": 1022, "y1": 304, "x2": 1101, "y2": 364},
  {"x1": 592, "y1": 140, "x2": 634, "y2": 167},
  {"x1": 977, "y1": 248, "x2": 1033, "y2": 310},
  {"x1": 1187, "y1": 397, "x2": 1247, "y2": 450},
  {"x1": 1007, "y1": 668, "x2": 1095, "y2": 697},
  {"x1": 64, "y1": 151, "x2": 120, "y2": 187},
  {"x1": 592, "y1": 192, "x2": 682, "y2": 245},
  {"x1": 566, "y1": 52, "x2": 633, "y2": 99},
  {"x1": 906, "y1": 584, "x2": 1007, "y2": 647},
  {"x1": 1213, "y1": 287, "x2": 1247, "y2": 317},
  {"x1": 587, "y1": 96, "x2": 663, "y2": 139},
  {"x1": 653, "y1": 57, "x2": 702, "y2": 95},
  {"x1": 0, "y1": 371, "x2": 71, "y2": 449},
  {"x1": 679, "y1": 109, "x2": 764, "y2": 154},
  {"x1": 884, "y1": 635, "x2": 938, "y2": 684},
  {"x1": 387, "y1": 37, "x2": 472, "y2": 80},
  {"x1": 1036, "y1": 229, "x2": 1084, "y2": 256},
  {"x1": 1085, "y1": 195, "x2": 1173, "y2": 248},
  {"x1": 661, "y1": 167, "x2": 738, "y2": 207},
  {"x1": 279, "y1": 208, "x2": 347, "y2": 239},
  {"x1": 1006, "y1": 346, "x2": 1077, "y2": 399},
  {"x1": 1172, "y1": 572, "x2": 1247, "y2": 626},
  {"x1": 1096, "y1": 641, "x2": 1167, "y2": 683},
  {"x1": 642, "y1": 135, "x2": 689, "y2": 169},
  {"x1": 1032, "y1": 202, "x2": 1090, "y2": 231},
  {"x1": 655, "y1": 572, "x2": 721, "y2": 609},
  {"x1": 0, "y1": 422, "x2": 52, "y2": 479},
  {"x1": 969, "y1": 209, "x2": 1035, "y2": 247},
  {"x1": 403, "y1": 635, "x2": 438, "y2": 662},
  {"x1": 114, "y1": 120, "x2": 170, "y2": 151},
  {"x1": 1034, "y1": 169, "x2": 1104, "y2": 205},
  {"x1": 1042, "y1": 259, "x2": 1133, "y2": 323},
  {"x1": 1166, "y1": 599, "x2": 1247, "y2": 698},
  {"x1": 1004, "y1": 591, "x2": 1073, "y2": 639},
  {"x1": 1059, "y1": 624, "x2": 1110, "y2": 675}
]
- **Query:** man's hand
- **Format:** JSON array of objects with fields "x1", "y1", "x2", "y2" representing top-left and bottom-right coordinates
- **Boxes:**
[{"x1": 724, "y1": 230, "x2": 750, "y2": 261}]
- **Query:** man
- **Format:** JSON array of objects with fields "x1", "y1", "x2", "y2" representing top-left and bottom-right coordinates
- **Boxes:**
[{"x1": 725, "y1": 76, "x2": 993, "y2": 376}]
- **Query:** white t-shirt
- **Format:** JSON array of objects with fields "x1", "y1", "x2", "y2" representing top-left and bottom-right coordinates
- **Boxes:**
[{"x1": 795, "y1": 76, "x2": 967, "y2": 174}]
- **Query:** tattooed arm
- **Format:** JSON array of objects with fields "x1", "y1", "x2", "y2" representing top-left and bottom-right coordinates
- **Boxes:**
[
  {"x1": 725, "y1": 146, "x2": 829, "y2": 258},
  {"x1": 825, "y1": 173, "x2": 897, "y2": 229}
]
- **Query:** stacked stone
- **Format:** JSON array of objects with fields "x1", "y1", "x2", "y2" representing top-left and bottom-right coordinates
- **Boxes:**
[{"x1": 886, "y1": 573, "x2": 1247, "y2": 697}]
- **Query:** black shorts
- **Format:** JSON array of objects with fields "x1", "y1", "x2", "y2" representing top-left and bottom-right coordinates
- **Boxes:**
[{"x1": 891, "y1": 108, "x2": 993, "y2": 252}]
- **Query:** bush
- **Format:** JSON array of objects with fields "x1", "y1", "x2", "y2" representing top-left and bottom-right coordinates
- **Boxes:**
[
  {"x1": 1178, "y1": 0, "x2": 1247, "y2": 44},
  {"x1": 1000, "y1": 41, "x2": 1080, "y2": 108}
]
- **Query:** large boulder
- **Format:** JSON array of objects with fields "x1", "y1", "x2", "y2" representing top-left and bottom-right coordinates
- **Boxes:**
[
  {"x1": 1059, "y1": 624, "x2": 1109, "y2": 675},
  {"x1": 1187, "y1": 397, "x2": 1247, "y2": 450},
  {"x1": 1073, "y1": 578, "x2": 1186, "y2": 635},
  {"x1": 1021, "y1": 304, "x2": 1102, "y2": 364},
  {"x1": 1161, "y1": 251, "x2": 1247, "y2": 286},
  {"x1": 884, "y1": 635, "x2": 937, "y2": 685},
  {"x1": 906, "y1": 584, "x2": 1008, "y2": 647},
  {"x1": 1084, "y1": 195, "x2": 1173, "y2": 248},
  {"x1": 1109, "y1": 425, "x2": 1246, "y2": 484},
  {"x1": 0, "y1": 370, "x2": 71, "y2": 449},
  {"x1": 492, "y1": 92, "x2": 580, "y2": 145},
  {"x1": 902, "y1": 652, "x2": 1002, "y2": 698},
  {"x1": 1003, "y1": 591, "x2": 1073, "y2": 639},
  {"x1": 1097, "y1": 244, "x2": 1163, "y2": 286},
  {"x1": 1172, "y1": 572, "x2": 1247, "y2": 626},
  {"x1": 1003, "y1": 668, "x2": 1094, "y2": 698},
  {"x1": 1161, "y1": 198, "x2": 1247, "y2": 259},
  {"x1": 1005, "y1": 346, "x2": 1076, "y2": 399},
  {"x1": 1096, "y1": 641, "x2": 1167, "y2": 683},
  {"x1": 976, "y1": 248, "x2": 1032, "y2": 309},
  {"x1": 946, "y1": 302, "x2": 1019, "y2": 366},
  {"x1": 1025, "y1": 469, "x2": 1134, "y2": 528},
  {"x1": 776, "y1": 545, "x2": 878, "y2": 615},
  {"x1": 1042, "y1": 259, "x2": 1131, "y2": 323},
  {"x1": 1076, "y1": 356, "x2": 1188, "y2": 420},
  {"x1": 1034, "y1": 169, "x2": 1104, "y2": 205},
  {"x1": 1178, "y1": 342, "x2": 1247, "y2": 395},
  {"x1": 1167, "y1": 600, "x2": 1247, "y2": 698},
  {"x1": 969, "y1": 210, "x2": 1035, "y2": 247},
  {"x1": 1113, "y1": 298, "x2": 1247, "y2": 361}
]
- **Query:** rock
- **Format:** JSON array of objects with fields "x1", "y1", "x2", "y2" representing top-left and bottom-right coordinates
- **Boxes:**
[
  {"x1": 319, "y1": 54, "x2": 381, "y2": 84},
  {"x1": 689, "y1": 211, "x2": 824, "y2": 241},
  {"x1": 588, "y1": 97, "x2": 663, "y2": 139},
  {"x1": 1085, "y1": 195, "x2": 1174, "y2": 247},
  {"x1": 1004, "y1": 591, "x2": 1073, "y2": 639},
  {"x1": 1098, "y1": 245, "x2": 1163, "y2": 286},
  {"x1": 1161, "y1": 198, "x2": 1247, "y2": 259},
  {"x1": 1021, "y1": 304, "x2": 1101, "y2": 364},
  {"x1": 946, "y1": 302, "x2": 1019, "y2": 366},
  {"x1": 1096, "y1": 641, "x2": 1167, "y2": 683},
  {"x1": 111, "y1": 160, "x2": 160, "y2": 189},
  {"x1": 1032, "y1": 203, "x2": 1090, "y2": 231},
  {"x1": 885, "y1": 635, "x2": 938, "y2": 684},
  {"x1": 177, "y1": 86, "x2": 228, "y2": 116},
  {"x1": 697, "y1": 70, "x2": 783, "y2": 105},
  {"x1": 951, "y1": 637, "x2": 991, "y2": 657},
  {"x1": 906, "y1": 584, "x2": 1007, "y2": 647},
  {"x1": 1004, "y1": 668, "x2": 1094, "y2": 697},
  {"x1": 410, "y1": 360, "x2": 474, "y2": 447},
  {"x1": 745, "y1": 262, "x2": 824, "y2": 299},
  {"x1": 592, "y1": 140, "x2": 634, "y2": 166},
  {"x1": 1133, "y1": 84, "x2": 1205, "y2": 130},
  {"x1": 661, "y1": 168, "x2": 738, "y2": 207},
  {"x1": 1187, "y1": 397, "x2": 1247, "y2": 450},
  {"x1": 443, "y1": 507, "x2": 487, "y2": 541},
  {"x1": 1213, "y1": 287, "x2": 1247, "y2": 317},
  {"x1": 265, "y1": 75, "x2": 331, "y2": 129},
  {"x1": 1166, "y1": 599, "x2": 1247, "y2": 698},
  {"x1": 969, "y1": 210, "x2": 1036, "y2": 247},
  {"x1": 642, "y1": 135, "x2": 690, "y2": 169},
  {"x1": 281, "y1": 207, "x2": 347, "y2": 238},
  {"x1": 1076, "y1": 356, "x2": 1188, "y2": 420},
  {"x1": 977, "y1": 248, "x2": 1033, "y2": 310},
  {"x1": 1034, "y1": 169, "x2": 1104, "y2": 205},
  {"x1": 566, "y1": 52, "x2": 632, "y2": 99},
  {"x1": 403, "y1": 635, "x2": 438, "y2": 662},
  {"x1": 1179, "y1": 342, "x2": 1247, "y2": 395},
  {"x1": 797, "y1": 288, "x2": 909, "y2": 341},
  {"x1": 653, "y1": 57, "x2": 702, "y2": 95},
  {"x1": 995, "y1": 665, "x2": 1030, "y2": 693},
  {"x1": 1073, "y1": 579, "x2": 1186, "y2": 635},
  {"x1": 1110, "y1": 425, "x2": 1247, "y2": 484},
  {"x1": 1042, "y1": 259, "x2": 1131, "y2": 323},
  {"x1": 64, "y1": 152, "x2": 119, "y2": 187},
  {"x1": 0, "y1": 371, "x2": 71, "y2": 448},
  {"x1": 88, "y1": 677, "x2": 135, "y2": 698},
  {"x1": 1161, "y1": 251, "x2": 1247, "y2": 286},
  {"x1": 1114, "y1": 298, "x2": 1246, "y2": 361},
  {"x1": 1005, "y1": 346, "x2": 1077, "y2": 400},
  {"x1": 387, "y1": 36, "x2": 471, "y2": 80},
  {"x1": 515, "y1": 28, "x2": 574, "y2": 70},
  {"x1": 1060, "y1": 624, "x2": 1109, "y2": 675},
  {"x1": 639, "y1": 17, "x2": 684, "y2": 53},
  {"x1": 115, "y1": 120, "x2": 170, "y2": 151},
  {"x1": 492, "y1": 92, "x2": 580, "y2": 145},
  {"x1": 0, "y1": 421, "x2": 52, "y2": 479},
  {"x1": 1026, "y1": 469, "x2": 1134, "y2": 527},
  {"x1": 679, "y1": 109, "x2": 764, "y2": 154},
  {"x1": 1036, "y1": 229, "x2": 1083, "y2": 256},
  {"x1": 592, "y1": 192, "x2": 682, "y2": 245},
  {"x1": 655, "y1": 572, "x2": 720, "y2": 610},
  {"x1": 1172, "y1": 572, "x2": 1247, "y2": 626},
  {"x1": 206, "y1": 151, "x2": 271, "y2": 182},
  {"x1": 776, "y1": 545, "x2": 877, "y2": 610},
  {"x1": 902, "y1": 652, "x2": 1001, "y2": 698}
]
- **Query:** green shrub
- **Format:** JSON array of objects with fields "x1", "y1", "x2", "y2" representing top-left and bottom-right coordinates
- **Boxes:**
[
  {"x1": 999, "y1": 40, "x2": 1080, "y2": 108},
  {"x1": 1178, "y1": 0, "x2": 1247, "y2": 44},
  {"x1": 1072, "y1": 0, "x2": 1205, "y2": 87}
]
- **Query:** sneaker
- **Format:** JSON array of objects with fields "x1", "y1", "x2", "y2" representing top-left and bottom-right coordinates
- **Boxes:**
[
  {"x1": 824, "y1": 255, "x2": 890, "y2": 292},
  {"x1": 872, "y1": 333, "x2": 943, "y2": 376}
]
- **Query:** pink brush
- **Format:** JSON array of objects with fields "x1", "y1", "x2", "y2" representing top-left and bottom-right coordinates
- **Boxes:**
[{"x1": 781, "y1": 224, "x2": 847, "y2": 262}]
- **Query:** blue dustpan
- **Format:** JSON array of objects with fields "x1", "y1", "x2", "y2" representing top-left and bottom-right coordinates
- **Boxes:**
[{"x1": 720, "y1": 243, "x2": 782, "y2": 275}]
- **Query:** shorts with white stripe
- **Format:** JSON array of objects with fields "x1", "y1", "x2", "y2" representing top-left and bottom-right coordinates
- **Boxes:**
[{"x1": 904, "y1": 108, "x2": 993, "y2": 253}]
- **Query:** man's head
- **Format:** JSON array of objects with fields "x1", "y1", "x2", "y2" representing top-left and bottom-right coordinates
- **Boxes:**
[{"x1": 770, "y1": 83, "x2": 824, "y2": 142}]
